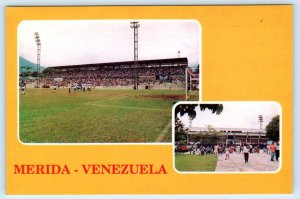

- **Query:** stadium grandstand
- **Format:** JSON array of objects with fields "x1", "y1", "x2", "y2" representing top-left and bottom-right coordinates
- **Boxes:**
[{"x1": 41, "y1": 57, "x2": 198, "y2": 91}]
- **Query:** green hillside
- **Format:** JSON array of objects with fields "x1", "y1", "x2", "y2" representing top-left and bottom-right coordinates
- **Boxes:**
[{"x1": 19, "y1": 57, "x2": 46, "y2": 72}]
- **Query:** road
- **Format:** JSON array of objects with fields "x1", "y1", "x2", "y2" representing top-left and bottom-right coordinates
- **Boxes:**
[{"x1": 215, "y1": 152, "x2": 280, "y2": 172}]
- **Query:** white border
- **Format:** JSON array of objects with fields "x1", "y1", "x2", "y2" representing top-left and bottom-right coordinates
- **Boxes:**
[
  {"x1": 172, "y1": 101, "x2": 283, "y2": 174},
  {"x1": 17, "y1": 19, "x2": 202, "y2": 146}
]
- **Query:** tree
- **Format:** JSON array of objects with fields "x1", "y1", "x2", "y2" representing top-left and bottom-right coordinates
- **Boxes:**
[
  {"x1": 202, "y1": 132, "x2": 223, "y2": 145},
  {"x1": 20, "y1": 66, "x2": 32, "y2": 78},
  {"x1": 31, "y1": 71, "x2": 38, "y2": 77},
  {"x1": 174, "y1": 104, "x2": 224, "y2": 146},
  {"x1": 175, "y1": 104, "x2": 224, "y2": 120},
  {"x1": 189, "y1": 126, "x2": 224, "y2": 145},
  {"x1": 265, "y1": 115, "x2": 280, "y2": 141},
  {"x1": 26, "y1": 71, "x2": 32, "y2": 76},
  {"x1": 175, "y1": 117, "x2": 189, "y2": 144}
]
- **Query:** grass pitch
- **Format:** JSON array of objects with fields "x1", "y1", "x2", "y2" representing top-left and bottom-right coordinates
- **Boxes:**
[
  {"x1": 175, "y1": 154, "x2": 218, "y2": 172},
  {"x1": 19, "y1": 88, "x2": 190, "y2": 143}
]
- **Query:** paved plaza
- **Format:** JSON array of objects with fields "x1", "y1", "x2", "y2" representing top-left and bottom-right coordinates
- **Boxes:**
[{"x1": 215, "y1": 152, "x2": 280, "y2": 172}]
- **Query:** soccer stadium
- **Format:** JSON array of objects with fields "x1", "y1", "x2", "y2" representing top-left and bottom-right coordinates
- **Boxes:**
[{"x1": 18, "y1": 20, "x2": 200, "y2": 143}]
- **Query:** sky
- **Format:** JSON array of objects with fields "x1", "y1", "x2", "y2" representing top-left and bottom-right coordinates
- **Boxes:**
[
  {"x1": 178, "y1": 102, "x2": 280, "y2": 130},
  {"x1": 18, "y1": 20, "x2": 200, "y2": 67}
]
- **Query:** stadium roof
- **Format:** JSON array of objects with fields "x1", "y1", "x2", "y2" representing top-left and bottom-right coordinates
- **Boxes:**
[
  {"x1": 48, "y1": 57, "x2": 188, "y2": 70},
  {"x1": 189, "y1": 127, "x2": 265, "y2": 133}
]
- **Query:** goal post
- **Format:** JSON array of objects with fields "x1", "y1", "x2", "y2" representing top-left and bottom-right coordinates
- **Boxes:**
[{"x1": 185, "y1": 68, "x2": 199, "y2": 100}]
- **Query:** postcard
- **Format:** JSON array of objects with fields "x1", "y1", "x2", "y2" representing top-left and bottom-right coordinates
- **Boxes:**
[{"x1": 6, "y1": 5, "x2": 292, "y2": 194}]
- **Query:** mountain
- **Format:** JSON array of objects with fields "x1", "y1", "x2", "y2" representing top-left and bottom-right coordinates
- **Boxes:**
[{"x1": 19, "y1": 56, "x2": 46, "y2": 72}]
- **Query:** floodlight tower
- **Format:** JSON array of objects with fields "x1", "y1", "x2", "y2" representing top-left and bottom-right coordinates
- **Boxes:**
[
  {"x1": 189, "y1": 117, "x2": 192, "y2": 129},
  {"x1": 130, "y1": 21, "x2": 140, "y2": 90},
  {"x1": 34, "y1": 32, "x2": 41, "y2": 88},
  {"x1": 187, "y1": 117, "x2": 192, "y2": 144},
  {"x1": 258, "y1": 114, "x2": 263, "y2": 143}
]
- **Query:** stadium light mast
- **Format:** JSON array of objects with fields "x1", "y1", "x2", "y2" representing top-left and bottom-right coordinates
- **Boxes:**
[
  {"x1": 34, "y1": 32, "x2": 41, "y2": 88},
  {"x1": 258, "y1": 114, "x2": 263, "y2": 143},
  {"x1": 130, "y1": 21, "x2": 140, "y2": 90},
  {"x1": 187, "y1": 117, "x2": 192, "y2": 144}
]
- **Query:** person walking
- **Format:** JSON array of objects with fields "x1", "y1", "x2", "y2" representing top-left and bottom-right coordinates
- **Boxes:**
[
  {"x1": 214, "y1": 145, "x2": 219, "y2": 156},
  {"x1": 218, "y1": 145, "x2": 223, "y2": 156},
  {"x1": 243, "y1": 144, "x2": 249, "y2": 163},
  {"x1": 225, "y1": 147, "x2": 230, "y2": 160},
  {"x1": 270, "y1": 142, "x2": 276, "y2": 161},
  {"x1": 275, "y1": 141, "x2": 280, "y2": 161},
  {"x1": 20, "y1": 80, "x2": 26, "y2": 95},
  {"x1": 256, "y1": 146, "x2": 260, "y2": 154},
  {"x1": 236, "y1": 145, "x2": 241, "y2": 154}
]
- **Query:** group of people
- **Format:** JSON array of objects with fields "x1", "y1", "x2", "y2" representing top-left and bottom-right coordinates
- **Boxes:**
[
  {"x1": 41, "y1": 66, "x2": 186, "y2": 87},
  {"x1": 65, "y1": 82, "x2": 93, "y2": 93},
  {"x1": 181, "y1": 141, "x2": 280, "y2": 164},
  {"x1": 216, "y1": 142, "x2": 280, "y2": 163},
  {"x1": 220, "y1": 144, "x2": 252, "y2": 163},
  {"x1": 268, "y1": 141, "x2": 280, "y2": 161}
]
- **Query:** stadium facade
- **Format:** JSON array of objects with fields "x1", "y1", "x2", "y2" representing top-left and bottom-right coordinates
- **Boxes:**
[{"x1": 188, "y1": 127, "x2": 268, "y2": 145}]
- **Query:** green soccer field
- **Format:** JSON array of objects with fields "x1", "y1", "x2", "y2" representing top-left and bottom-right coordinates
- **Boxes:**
[
  {"x1": 19, "y1": 88, "x2": 193, "y2": 143},
  {"x1": 175, "y1": 154, "x2": 218, "y2": 172}
]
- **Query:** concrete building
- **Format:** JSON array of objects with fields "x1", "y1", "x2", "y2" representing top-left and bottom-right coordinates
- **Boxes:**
[{"x1": 188, "y1": 127, "x2": 268, "y2": 145}]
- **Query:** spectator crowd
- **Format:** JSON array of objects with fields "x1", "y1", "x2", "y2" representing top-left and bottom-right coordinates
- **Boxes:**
[
  {"x1": 176, "y1": 141, "x2": 280, "y2": 163},
  {"x1": 41, "y1": 66, "x2": 186, "y2": 88}
]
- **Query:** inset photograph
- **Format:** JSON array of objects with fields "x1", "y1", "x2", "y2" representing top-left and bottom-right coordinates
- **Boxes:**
[
  {"x1": 173, "y1": 102, "x2": 281, "y2": 172},
  {"x1": 18, "y1": 20, "x2": 201, "y2": 143}
]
